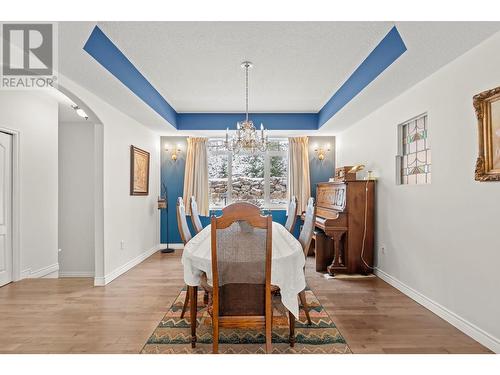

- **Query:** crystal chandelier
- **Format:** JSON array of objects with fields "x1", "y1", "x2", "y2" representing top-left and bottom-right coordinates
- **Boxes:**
[{"x1": 225, "y1": 61, "x2": 268, "y2": 153}]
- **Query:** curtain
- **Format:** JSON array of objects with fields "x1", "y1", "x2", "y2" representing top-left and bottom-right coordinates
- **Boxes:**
[
  {"x1": 183, "y1": 137, "x2": 209, "y2": 216},
  {"x1": 288, "y1": 137, "x2": 311, "y2": 213}
]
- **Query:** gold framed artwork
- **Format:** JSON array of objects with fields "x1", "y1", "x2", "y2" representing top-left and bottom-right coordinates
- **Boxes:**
[
  {"x1": 473, "y1": 86, "x2": 500, "y2": 181},
  {"x1": 130, "y1": 145, "x2": 150, "y2": 195}
]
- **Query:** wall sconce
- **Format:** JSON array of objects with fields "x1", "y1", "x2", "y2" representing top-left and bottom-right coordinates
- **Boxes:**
[
  {"x1": 165, "y1": 144, "x2": 182, "y2": 161},
  {"x1": 314, "y1": 143, "x2": 331, "y2": 161}
]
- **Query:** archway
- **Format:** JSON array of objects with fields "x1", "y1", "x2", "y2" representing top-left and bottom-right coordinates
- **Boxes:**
[{"x1": 56, "y1": 85, "x2": 105, "y2": 285}]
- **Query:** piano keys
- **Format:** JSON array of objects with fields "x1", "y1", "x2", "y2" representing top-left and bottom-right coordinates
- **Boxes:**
[{"x1": 308, "y1": 180, "x2": 375, "y2": 275}]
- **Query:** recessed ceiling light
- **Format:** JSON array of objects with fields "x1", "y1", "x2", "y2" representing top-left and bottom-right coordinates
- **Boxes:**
[{"x1": 71, "y1": 105, "x2": 88, "y2": 120}]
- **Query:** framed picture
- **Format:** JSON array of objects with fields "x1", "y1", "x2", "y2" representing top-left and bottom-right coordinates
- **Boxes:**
[
  {"x1": 474, "y1": 86, "x2": 500, "y2": 181},
  {"x1": 130, "y1": 145, "x2": 150, "y2": 195}
]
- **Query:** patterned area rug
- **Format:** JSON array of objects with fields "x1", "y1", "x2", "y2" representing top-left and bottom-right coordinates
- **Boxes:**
[{"x1": 141, "y1": 288, "x2": 351, "y2": 354}]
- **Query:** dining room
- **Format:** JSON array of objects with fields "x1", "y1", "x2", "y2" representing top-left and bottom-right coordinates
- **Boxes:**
[
  {"x1": 1, "y1": 2, "x2": 500, "y2": 373},
  {"x1": 145, "y1": 19, "x2": 500, "y2": 355}
]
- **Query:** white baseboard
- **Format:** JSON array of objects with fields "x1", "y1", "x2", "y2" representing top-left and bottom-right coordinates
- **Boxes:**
[
  {"x1": 94, "y1": 244, "x2": 161, "y2": 286},
  {"x1": 21, "y1": 263, "x2": 60, "y2": 279},
  {"x1": 93, "y1": 276, "x2": 105, "y2": 286},
  {"x1": 20, "y1": 268, "x2": 31, "y2": 279},
  {"x1": 59, "y1": 271, "x2": 94, "y2": 278},
  {"x1": 42, "y1": 270, "x2": 59, "y2": 278},
  {"x1": 375, "y1": 267, "x2": 500, "y2": 353}
]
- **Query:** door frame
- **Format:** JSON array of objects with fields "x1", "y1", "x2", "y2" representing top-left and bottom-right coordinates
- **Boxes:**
[{"x1": 0, "y1": 126, "x2": 20, "y2": 281}]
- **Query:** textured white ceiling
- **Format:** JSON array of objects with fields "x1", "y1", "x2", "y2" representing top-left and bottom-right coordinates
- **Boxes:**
[
  {"x1": 58, "y1": 21, "x2": 500, "y2": 134},
  {"x1": 95, "y1": 21, "x2": 395, "y2": 113}
]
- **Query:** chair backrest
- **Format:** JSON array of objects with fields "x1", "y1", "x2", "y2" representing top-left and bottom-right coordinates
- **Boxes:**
[
  {"x1": 211, "y1": 202, "x2": 272, "y2": 317},
  {"x1": 176, "y1": 197, "x2": 192, "y2": 245},
  {"x1": 298, "y1": 197, "x2": 315, "y2": 256},
  {"x1": 189, "y1": 196, "x2": 204, "y2": 234},
  {"x1": 284, "y1": 196, "x2": 298, "y2": 233}
]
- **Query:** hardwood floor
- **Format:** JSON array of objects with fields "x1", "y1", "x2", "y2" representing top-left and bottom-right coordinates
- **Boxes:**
[
  {"x1": 306, "y1": 266, "x2": 492, "y2": 354},
  {"x1": 0, "y1": 251, "x2": 491, "y2": 354}
]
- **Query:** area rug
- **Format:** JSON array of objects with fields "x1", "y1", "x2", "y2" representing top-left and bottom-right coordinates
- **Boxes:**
[{"x1": 141, "y1": 288, "x2": 351, "y2": 354}]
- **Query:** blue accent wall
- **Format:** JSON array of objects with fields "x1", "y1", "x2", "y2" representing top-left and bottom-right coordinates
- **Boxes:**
[
  {"x1": 177, "y1": 113, "x2": 318, "y2": 131},
  {"x1": 318, "y1": 26, "x2": 407, "y2": 127},
  {"x1": 160, "y1": 137, "x2": 187, "y2": 244},
  {"x1": 83, "y1": 26, "x2": 178, "y2": 128},
  {"x1": 160, "y1": 135, "x2": 334, "y2": 243},
  {"x1": 308, "y1": 136, "x2": 336, "y2": 198}
]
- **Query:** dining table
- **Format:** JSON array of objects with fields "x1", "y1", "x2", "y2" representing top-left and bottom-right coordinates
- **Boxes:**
[{"x1": 181, "y1": 221, "x2": 307, "y2": 347}]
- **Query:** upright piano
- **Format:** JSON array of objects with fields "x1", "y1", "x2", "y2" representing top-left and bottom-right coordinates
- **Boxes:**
[{"x1": 311, "y1": 180, "x2": 375, "y2": 275}]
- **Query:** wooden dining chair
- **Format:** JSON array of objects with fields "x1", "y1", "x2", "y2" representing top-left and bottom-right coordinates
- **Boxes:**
[
  {"x1": 208, "y1": 202, "x2": 295, "y2": 354},
  {"x1": 284, "y1": 196, "x2": 298, "y2": 234},
  {"x1": 189, "y1": 196, "x2": 204, "y2": 234},
  {"x1": 296, "y1": 197, "x2": 316, "y2": 325},
  {"x1": 176, "y1": 197, "x2": 192, "y2": 319}
]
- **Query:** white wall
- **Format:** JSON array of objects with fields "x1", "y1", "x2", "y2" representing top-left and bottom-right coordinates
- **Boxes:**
[
  {"x1": 0, "y1": 91, "x2": 59, "y2": 278},
  {"x1": 336, "y1": 31, "x2": 500, "y2": 352},
  {"x1": 102, "y1": 104, "x2": 160, "y2": 280},
  {"x1": 58, "y1": 121, "x2": 95, "y2": 276},
  {"x1": 0, "y1": 85, "x2": 158, "y2": 282},
  {"x1": 60, "y1": 76, "x2": 160, "y2": 285}
]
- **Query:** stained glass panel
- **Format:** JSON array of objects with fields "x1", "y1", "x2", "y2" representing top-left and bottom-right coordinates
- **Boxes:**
[{"x1": 399, "y1": 114, "x2": 431, "y2": 185}]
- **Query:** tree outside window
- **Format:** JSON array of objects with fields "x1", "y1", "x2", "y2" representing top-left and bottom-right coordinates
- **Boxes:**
[{"x1": 208, "y1": 139, "x2": 288, "y2": 209}]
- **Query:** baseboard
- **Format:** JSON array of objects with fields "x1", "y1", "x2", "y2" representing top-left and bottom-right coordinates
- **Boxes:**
[
  {"x1": 20, "y1": 268, "x2": 31, "y2": 279},
  {"x1": 42, "y1": 270, "x2": 59, "y2": 278},
  {"x1": 94, "y1": 244, "x2": 161, "y2": 286},
  {"x1": 374, "y1": 267, "x2": 500, "y2": 353},
  {"x1": 21, "y1": 263, "x2": 60, "y2": 279},
  {"x1": 59, "y1": 271, "x2": 94, "y2": 278},
  {"x1": 93, "y1": 276, "x2": 105, "y2": 286}
]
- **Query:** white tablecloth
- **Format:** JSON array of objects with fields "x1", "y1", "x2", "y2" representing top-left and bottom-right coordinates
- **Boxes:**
[{"x1": 181, "y1": 222, "x2": 306, "y2": 318}]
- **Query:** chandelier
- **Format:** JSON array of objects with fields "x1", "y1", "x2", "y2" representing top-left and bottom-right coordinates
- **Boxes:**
[{"x1": 225, "y1": 61, "x2": 268, "y2": 153}]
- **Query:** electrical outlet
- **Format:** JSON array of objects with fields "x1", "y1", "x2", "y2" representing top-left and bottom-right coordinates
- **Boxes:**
[
  {"x1": 380, "y1": 245, "x2": 386, "y2": 255},
  {"x1": 120, "y1": 240, "x2": 125, "y2": 250}
]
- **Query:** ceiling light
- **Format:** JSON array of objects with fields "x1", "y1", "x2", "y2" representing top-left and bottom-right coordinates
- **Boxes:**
[
  {"x1": 71, "y1": 105, "x2": 88, "y2": 120},
  {"x1": 224, "y1": 61, "x2": 268, "y2": 153}
]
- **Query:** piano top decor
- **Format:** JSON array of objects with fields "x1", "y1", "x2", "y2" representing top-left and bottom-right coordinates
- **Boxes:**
[{"x1": 334, "y1": 166, "x2": 357, "y2": 182}]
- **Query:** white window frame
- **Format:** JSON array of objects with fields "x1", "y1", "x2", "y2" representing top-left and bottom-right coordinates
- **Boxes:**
[{"x1": 208, "y1": 138, "x2": 288, "y2": 210}]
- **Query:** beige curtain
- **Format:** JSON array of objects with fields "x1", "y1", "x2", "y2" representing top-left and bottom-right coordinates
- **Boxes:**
[
  {"x1": 288, "y1": 137, "x2": 311, "y2": 213},
  {"x1": 183, "y1": 137, "x2": 209, "y2": 216}
]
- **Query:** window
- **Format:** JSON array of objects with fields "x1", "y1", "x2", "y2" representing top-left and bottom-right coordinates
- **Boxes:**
[
  {"x1": 208, "y1": 139, "x2": 288, "y2": 209},
  {"x1": 397, "y1": 113, "x2": 431, "y2": 185}
]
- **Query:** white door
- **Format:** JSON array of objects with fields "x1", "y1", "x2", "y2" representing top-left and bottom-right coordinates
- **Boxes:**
[{"x1": 0, "y1": 132, "x2": 12, "y2": 287}]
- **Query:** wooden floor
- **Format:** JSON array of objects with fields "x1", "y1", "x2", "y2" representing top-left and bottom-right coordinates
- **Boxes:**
[{"x1": 0, "y1": 251, "x2": 491, "y2": 354}]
